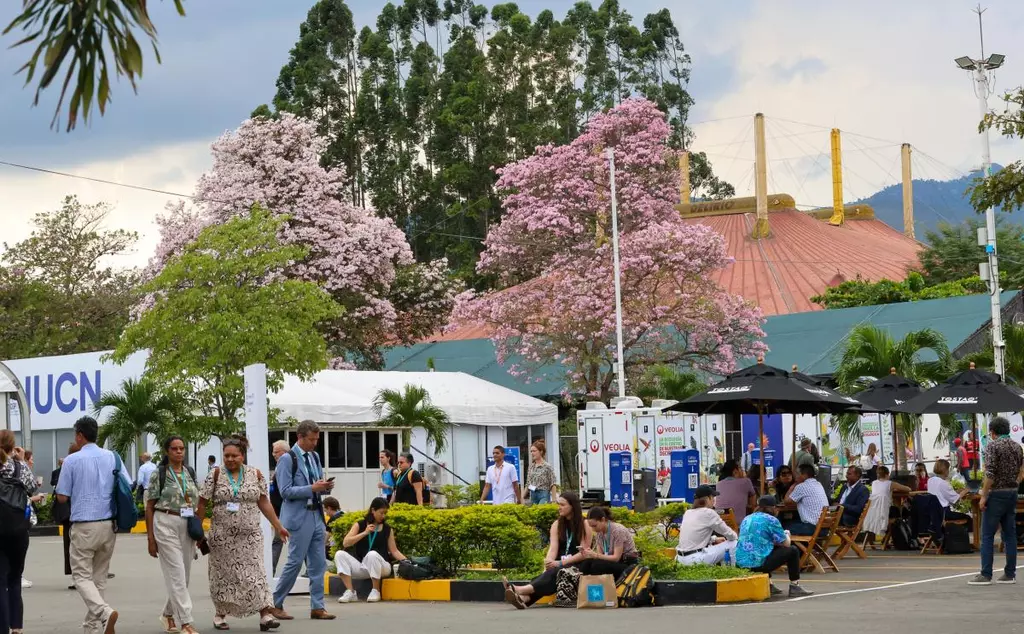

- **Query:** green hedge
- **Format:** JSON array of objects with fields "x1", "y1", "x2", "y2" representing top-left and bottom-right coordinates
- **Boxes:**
[{"x1": 330, "y1": 502, "x2": 693, "y2": 576}]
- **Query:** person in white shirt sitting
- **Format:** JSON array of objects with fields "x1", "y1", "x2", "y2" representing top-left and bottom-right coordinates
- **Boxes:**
[
  {"x1": 927, "y1": 459, "x2": 970, "y2": 522},
  {"x1": 676, "y1": 485, "x2": 737, "y2": 566}
]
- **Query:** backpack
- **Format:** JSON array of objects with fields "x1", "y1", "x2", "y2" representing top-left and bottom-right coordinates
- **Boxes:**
[
  {"x1": 615, "y1": 564, "x2": 654, "y2": 608},
  {"x1": 111, "y1": 453, "x2": 139, "y2": 532},
  {"x1": 0, "y1": 460, "x2": 30, "y2": 536},
  {"x1": 890, "y1": 517, "x2": 920, "y2": 551},
  {"x1": 158, "y1": 464, "x2": 198, "y2": 495},
  {"x1": 554, "y1": 566, "x2": 582, "y2": 607},
  {"x1": 397, "y1": 557, "x2": 446, "y2": 580},
  {"x1": 942, "y1": 522, "x2": 971, "y2": 554}
]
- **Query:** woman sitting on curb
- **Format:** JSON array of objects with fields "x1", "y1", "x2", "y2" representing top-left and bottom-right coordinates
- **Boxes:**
[
  {"x1": 577, "y1": 506, "x2": 640, "y2": 578},
  {"x1": 503, "y1": 492, "x2": 591, "y2": 608},
  {"x1": 334, "y1": 497, "x2": 408, "y2": 604}
]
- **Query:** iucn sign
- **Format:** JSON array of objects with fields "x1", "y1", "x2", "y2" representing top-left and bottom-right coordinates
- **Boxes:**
[{"x1": 604, "y1": 443, "x2": 631, "y2": 452}]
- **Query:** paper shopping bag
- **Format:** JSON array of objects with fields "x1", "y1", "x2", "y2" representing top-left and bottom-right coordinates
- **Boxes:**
[{"x1": 576, "y1": 574, "x2": 618, "y2": 609}]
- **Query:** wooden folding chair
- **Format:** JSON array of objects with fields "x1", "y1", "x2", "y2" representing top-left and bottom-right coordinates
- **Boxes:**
[
  {"x1": 833, "y1": 500, "x2": 872, "y2": 560},
  {"x1": 790, "y1": 506, "x2": 844, "y2": 574},
  {"x1": 870, "y1": 518, "x2": 896, "y2": 551},
  {"x1": 920, "y1": 517, "x2": 970, "y2": 555}
]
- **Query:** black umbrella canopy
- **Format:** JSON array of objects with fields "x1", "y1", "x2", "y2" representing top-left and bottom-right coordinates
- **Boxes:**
[
  {"x1": 792, "y1": 365, "x2": 877, "y2": 413},
  {"x1": 853, "y1": 368, "x2": 924, "y2": 413},
  {"x1": 892, "y1": 364, "x2": 1024, "y2": 415},
  {"x1": 665, "y1": 359, "x2": 864, "y2": 415}
]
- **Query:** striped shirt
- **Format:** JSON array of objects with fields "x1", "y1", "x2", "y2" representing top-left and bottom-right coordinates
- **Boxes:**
[
  {"x1": 56, "y1": 443, "x2": 132, "y2": 523},
  {"x1": 788, "y1": 478, "x2": 830, "y2": 526}
]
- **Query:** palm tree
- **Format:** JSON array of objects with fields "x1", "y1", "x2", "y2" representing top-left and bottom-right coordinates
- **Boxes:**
[
  {"x1": 833, "y1": 325, "x2": 953, "y2": 470},
  {"x1": 635, "y1": 365, "x2": 707, "y2": 404},
  {"x1": 93, "y1": 378, "x2": 190, "y2": 457},
  {"x1": 372, "y1": 384, "x2": 451, "y2": 453},
  {"x1": 959, "y1": 322, "x2": 1024, "y2": 387}
]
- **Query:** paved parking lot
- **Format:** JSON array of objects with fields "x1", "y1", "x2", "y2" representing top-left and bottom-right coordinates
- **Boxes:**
[{"x1": 21, "y1": 535, "x2": 1023, "y2": 633}]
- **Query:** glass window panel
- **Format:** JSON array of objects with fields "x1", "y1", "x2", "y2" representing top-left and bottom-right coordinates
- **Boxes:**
[
  {"x1": 346, "y1": 432, "x2": 364, "y2": 469},
  {"x1": 365, "y1": 432, "x2": 380, "y2": 470},
  {"x1": 327, "y1": 432, "x2": 345, "y2": 468},
  {"x1": 383, "y1": 433, "x2": 399, "y2": 457}
]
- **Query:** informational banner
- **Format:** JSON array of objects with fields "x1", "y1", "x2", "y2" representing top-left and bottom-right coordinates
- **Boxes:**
[
  {"x1": 654, "y1": 414, "x2": 695, "y2": 473},
  {"x1": 741, "y1": 414, "x2": 783, "y2": 463},
  {"x1": 634, "y1": 412, "x2": 657, "y2": 471}
]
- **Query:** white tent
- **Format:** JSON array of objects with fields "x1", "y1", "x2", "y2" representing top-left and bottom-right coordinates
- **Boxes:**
[{"x1": 271, "y1": 370, "x2": 557, "y2": 427}]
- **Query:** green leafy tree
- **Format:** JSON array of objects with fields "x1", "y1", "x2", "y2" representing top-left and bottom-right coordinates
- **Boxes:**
[
  {"x1": 959, "y1": 322, "x2": 1024, "y2": 388},
  {"x1": 918, "y1": 218, "x2": 1024, "y2": 290},
  {"x1": 811, "y1": 272, "x2": 988, "y2": 309},
  {"x1": 3, "y1": 0, "x2": 186, "y2": 130},
  {"x1": 635, "y1": 365, "x2": 707, "y2": 404},
  {"x1": 833, "y1": 325, "x2": 953, "y2": 470},
  {"x1": 111, "y1": 206, "x2": 343, "y2": 437},
  {"x1": 0, "y1": 196, "x2": 139, "y2": 358},
  {"x1": 93, "y1": 378, "x2": 195, "y2": 457},
  {"x1": 970, "y1": 87, "x2": 1024, "y2": 215},
  {"x1": 372, "y1": 384, "x2": 451, "y2": 452}
]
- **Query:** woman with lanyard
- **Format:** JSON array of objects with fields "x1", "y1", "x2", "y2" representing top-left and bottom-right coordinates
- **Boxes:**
[
  {"x1": 145, "y1": 436, "x2": 201, "y2": 634},
  {"x1": 390, "y1": 453, "x2": 424, "y2": 506},
  {"x1": 503, "y1": 492, "x2": 591, "y2": 609},
  {"x1": 576, "y1": 506, "x2": 639, "y2": 577},
  {"x1": 377, "y1": 450, "x2": 397, "y2": 499},
  {"x1": 333, "y1": 497, "x2": 409, "y2": 604},
  {"x1": 197, "y1": 435, "x2": 289, "y2": 632}
]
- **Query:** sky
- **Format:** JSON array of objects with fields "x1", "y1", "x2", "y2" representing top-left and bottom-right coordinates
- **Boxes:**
[{"x1": 1, "y1": 0, "x2": 1023, "y2": 267}]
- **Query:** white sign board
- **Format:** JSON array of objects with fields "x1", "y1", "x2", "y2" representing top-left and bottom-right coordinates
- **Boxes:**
[{"x1": 243, "y1": 364, "x2": 274, "y2": 587}]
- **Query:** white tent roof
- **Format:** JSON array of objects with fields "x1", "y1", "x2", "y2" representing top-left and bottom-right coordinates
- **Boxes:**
[{"x1": 271, "y1": 370, "x2": 557, "y2": 428}]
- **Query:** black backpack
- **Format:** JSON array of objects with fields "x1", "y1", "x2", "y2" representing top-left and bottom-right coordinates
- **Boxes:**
[
  {"x1": 398, "y1": 557, "x2": 446, "y2": 580},
  {"x1": 616, "y1": 564, "x2": 655, "y2": 608},
  {"x1": 890, "y1": 517, "x2": 920, "y2": 551},
  {"x1": 942, "y1": 522, "x2": 971, "y2": 554},
  {"x1": 0, "y1": 460, "x2": 29, "y2": 536}
]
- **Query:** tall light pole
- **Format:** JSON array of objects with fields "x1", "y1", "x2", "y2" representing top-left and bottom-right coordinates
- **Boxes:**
[
  {"x1": 607, "y1": 149, "x2": 626, "y2": 399},
  {"x1": 955, "y1": 4, "x2": 1006, "y2": 380}
]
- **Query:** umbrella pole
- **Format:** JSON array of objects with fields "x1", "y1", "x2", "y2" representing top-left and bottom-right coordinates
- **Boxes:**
[
  {"x1": 759, "y1": 409, "x2": 766, "y2": 496},
  {"x1": 892, "y1": 413, "x2": 899, "y2": 473}
]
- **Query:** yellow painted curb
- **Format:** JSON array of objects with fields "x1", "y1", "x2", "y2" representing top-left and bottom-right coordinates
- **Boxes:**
[
  {"x1": 59, "y1": 518, "x2": 211, "y2": 536},
  {"x1": 381, "y1": 578, "x2": 451, "y2": 601},
  {"x1": 715, "y1": 574, "x2": 770, "y2": 603}
]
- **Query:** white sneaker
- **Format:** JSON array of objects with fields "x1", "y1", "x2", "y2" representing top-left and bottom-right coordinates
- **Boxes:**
[
  {"x1": 21, "y1": 578, "x2": 32, "y2": 589},
  {"x1": 337, "y1": 590, "x2": 358, "y2": 603},
  {"x1": 367, "y1": 589, "x2": 381, "y2": 603}
]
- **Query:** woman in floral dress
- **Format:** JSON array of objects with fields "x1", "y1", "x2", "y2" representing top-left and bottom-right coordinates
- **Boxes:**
[{"x1": 196, "y1": 435, "x2": 289, "y2": 632}]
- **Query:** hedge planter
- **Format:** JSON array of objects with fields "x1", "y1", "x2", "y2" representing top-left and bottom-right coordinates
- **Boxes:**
[{"x1": 325, "y1": 573, "x2": 770, "y2": 605}]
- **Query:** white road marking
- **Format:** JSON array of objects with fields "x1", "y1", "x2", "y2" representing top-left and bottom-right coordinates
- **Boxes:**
[{"x1": 785, "y1": 572, "x2": 976, "y2": 602}]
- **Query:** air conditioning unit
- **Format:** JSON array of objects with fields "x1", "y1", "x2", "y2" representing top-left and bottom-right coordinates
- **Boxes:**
[
  {"x1": 610, "y1": 396, "x2": 644, "y2": 409},
  {"x1": 426, "y1": 464, "x2": 444, "y2": 484},
  {"x1": 651, "y1": 399, "x2": 679, "y2": 410},
  {"x1": 585, "y1": 401, "x2": 608, "y2": 410}
]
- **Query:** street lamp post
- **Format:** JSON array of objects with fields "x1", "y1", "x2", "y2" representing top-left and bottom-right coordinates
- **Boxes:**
[
  {"x1": 955, "y1": 5, "x2": 1006, "y2": 380},
  {"x1": 607, "y1": 149, "x2": 626, "y2": 399}
]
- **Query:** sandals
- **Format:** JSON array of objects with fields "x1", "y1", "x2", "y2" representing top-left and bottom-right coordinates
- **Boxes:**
[
  {"x1": 212, "y1": 616, "x2": 229, "y2": 631},
  {"x1": 160, "y1": 615, "x2": 180, "y2": 633}
]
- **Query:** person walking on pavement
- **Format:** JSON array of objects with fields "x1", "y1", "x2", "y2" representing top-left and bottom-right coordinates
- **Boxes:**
[
  {"x1": 269, "y1": 440, "x2": 289, "y2": 576},
  {"x1": 136, "y1": 453, "x2": 158, "y2": 504},
  {"x1": 271, "y1": 421, "x2": 336, "y2": 622},
  {"x1": 0, "y1": 430, "x2": 37, "y2": 634},
  {"x1": 145, "y1": 436, "x2": 201, "y2": 634},
  {"x1": 55, "y1": 416, "x2": 132, "y2": 634},
  {"x1": 969, "y1": 416, "x2": 1024, "y2": 586}
]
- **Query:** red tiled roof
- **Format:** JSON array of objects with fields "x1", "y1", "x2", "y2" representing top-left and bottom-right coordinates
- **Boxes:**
[{"x1": 434, "y1": 210, "x2": 922, "y2": 341}]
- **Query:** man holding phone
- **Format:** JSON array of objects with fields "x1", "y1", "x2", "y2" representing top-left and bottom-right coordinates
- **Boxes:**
[{"x1": 271, "y1": 420, "x2": 337, "y2": 621}]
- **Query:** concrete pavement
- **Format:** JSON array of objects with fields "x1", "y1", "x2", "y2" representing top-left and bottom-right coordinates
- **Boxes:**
[{"x1": 20, "y1": 534, "x2": 1023, "y2": 633}]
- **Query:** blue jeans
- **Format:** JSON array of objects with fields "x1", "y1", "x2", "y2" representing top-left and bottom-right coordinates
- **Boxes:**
[
  {"x1": 530, "y1": 489, "x2": 551, "y2": 505},
  {"x1": 981, "y1": 490, "x2": 1017, "y2": 579}
]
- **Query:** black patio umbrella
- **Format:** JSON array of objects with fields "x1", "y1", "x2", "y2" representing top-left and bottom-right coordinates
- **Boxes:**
[
  {"x1": 853, "y1": 369, "x2": 924, "y2": 471},
  {"x1": 665, "y1": 358, "x2": 864, "y2": 494},
  {"x1": 891, "y1": 364, "x2": 1024, "y2": 415},
  {"x1": 790, "y1": 365, "x2": 871, "y2": 471}
]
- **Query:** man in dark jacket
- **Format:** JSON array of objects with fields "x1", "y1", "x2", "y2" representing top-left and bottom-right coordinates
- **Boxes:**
[
  {"x1": 836, "y1": 465, "x2": 870, "y2": 526},
  {"x1": 270, "y1": 440, "x2": 289, "y2": 575}
]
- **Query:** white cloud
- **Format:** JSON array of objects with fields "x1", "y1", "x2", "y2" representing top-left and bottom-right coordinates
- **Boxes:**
[{"x1": 0, "y1": 141, "x2": 212, "y2": 268}]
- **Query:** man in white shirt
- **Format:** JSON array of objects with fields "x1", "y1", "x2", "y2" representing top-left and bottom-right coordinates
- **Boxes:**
[
  {"x1": 480, "y1": 446, "x2": 521, "y2": 504},
  {"x1": 741, "y1": 443, "x2": 755, "y2": 473},
  {"x1": 134, "y1": 453, "x2": 157, "y2": 502},
  {"x1": 927, "y1": 459, "x2": 970, "y2": 521}
]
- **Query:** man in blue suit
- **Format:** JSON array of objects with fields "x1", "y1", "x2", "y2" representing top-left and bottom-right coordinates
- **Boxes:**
[
  {"x1": 270, "y1": 420, "x2": 336, "y2": 621},
  {"x1": 836, "y1": 465, "x2": 870, "y2": 527}
]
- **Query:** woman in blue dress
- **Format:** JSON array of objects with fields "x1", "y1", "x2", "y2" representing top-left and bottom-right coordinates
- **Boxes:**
[{"x1": 378, "y1": 450, "x2": 397, "y2": 498}]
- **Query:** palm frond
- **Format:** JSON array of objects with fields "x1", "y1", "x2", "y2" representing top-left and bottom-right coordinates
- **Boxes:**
[{"x1": 372, "y1": 384, "x2": 451, "y2": 452}]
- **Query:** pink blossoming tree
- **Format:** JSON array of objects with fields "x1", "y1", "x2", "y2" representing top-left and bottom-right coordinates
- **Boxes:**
[
  {"x1": 450, "y1": 99, "x2": 766, "y2": 399},
  {"x1": 148, "y1": 114, "x2": 461, "y2": 367}
]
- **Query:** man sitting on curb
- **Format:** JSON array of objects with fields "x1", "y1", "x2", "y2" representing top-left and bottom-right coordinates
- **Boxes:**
[{"x1": 736, "y1": 496, "x2": 812, "y2": 598}]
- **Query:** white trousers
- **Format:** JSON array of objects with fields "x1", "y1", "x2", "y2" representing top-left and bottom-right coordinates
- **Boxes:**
[
  {"x1": 676, "y1": 541, "x2": 737, "y2": 566},
  {"x1": 154, "y1": 512, "x2": 195, "y2": 626},
  {"x1": 334, "y1": 550, "x2": 391, "y2": 581}
]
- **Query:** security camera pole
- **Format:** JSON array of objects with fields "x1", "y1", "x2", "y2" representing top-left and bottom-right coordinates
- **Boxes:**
[{"x1": 954, "y1": 4, "x2": 1006, "y2": 379}]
